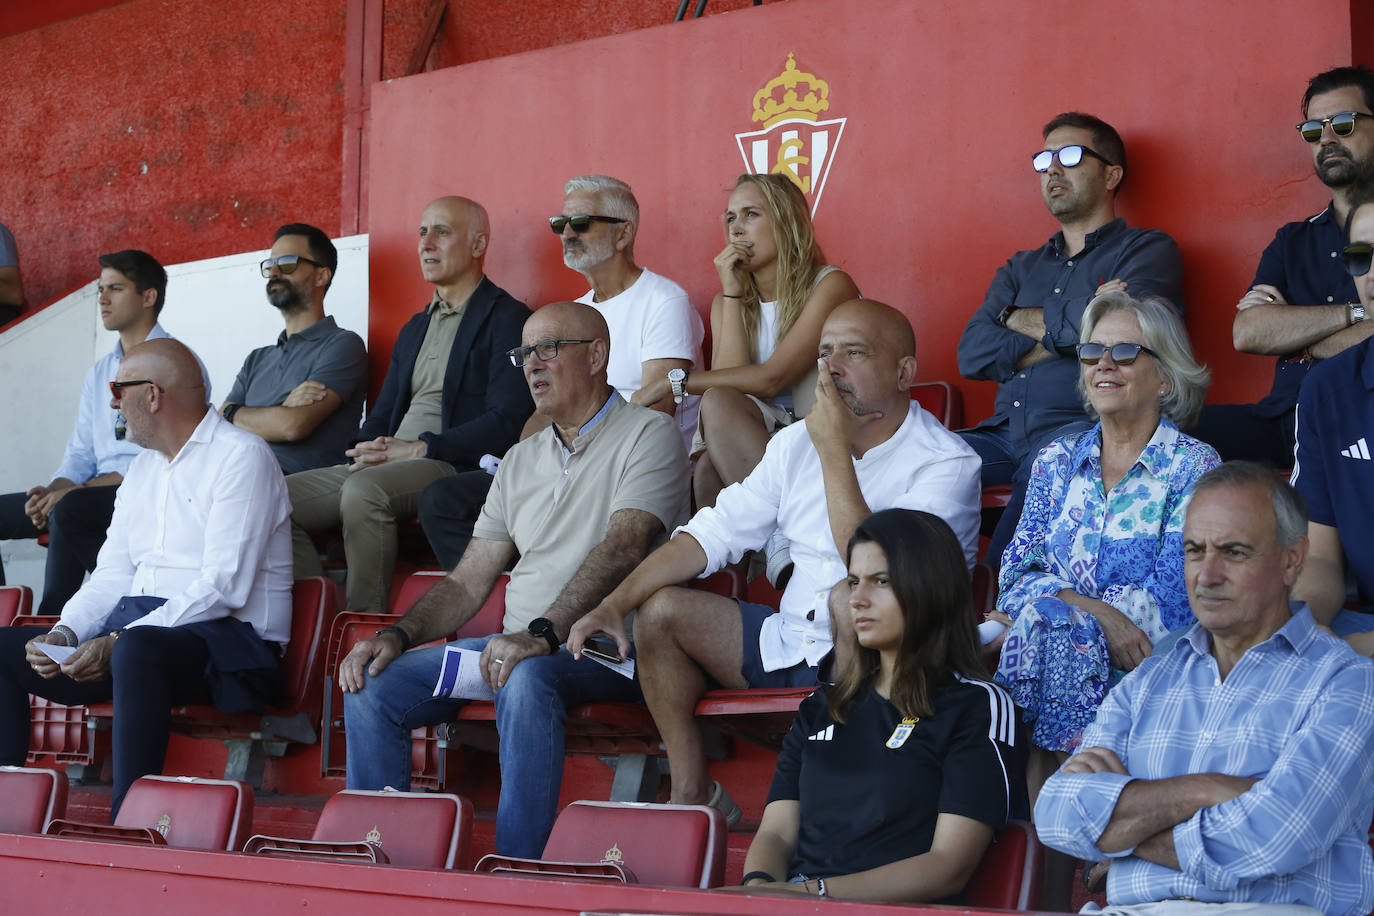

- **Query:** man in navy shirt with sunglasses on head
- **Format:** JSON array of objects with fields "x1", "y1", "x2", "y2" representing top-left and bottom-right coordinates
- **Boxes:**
[
  {"x1": 1197, "y1": 66, "x2": 1374, "y2": 467},
  {"x1": 958, "y1": 112, "x2": 1185, "y2": 568}
]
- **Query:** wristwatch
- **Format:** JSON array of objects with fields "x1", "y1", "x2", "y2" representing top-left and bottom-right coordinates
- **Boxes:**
[
  {"x1": 1350, "y1": 302, "x2": 1366, "y2": 326},
  {"x1": 667, "y1": 367, "x2": 689, "y2": 404},
  {"x1": 527, "y1": 617, "x2": 560, "y2": 654}
]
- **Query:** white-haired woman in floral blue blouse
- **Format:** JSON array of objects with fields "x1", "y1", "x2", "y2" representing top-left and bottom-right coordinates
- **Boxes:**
[{"x1": 992, "y1": 291, "x2": 1219, "y2": 772}]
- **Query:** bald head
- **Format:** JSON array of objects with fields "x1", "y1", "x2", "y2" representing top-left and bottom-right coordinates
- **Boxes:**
[
  {"x1": 425, "y1": 196, "x2": 489, "y2": 242},
  {"x1": 123, "y1": 338, "x2": 206, "y2": 391},
  {"x1": 826, "y1": 299, "x2": 916, "y2": 359},
  {"x1": 526, "y1": 300, "x2": 611, "y2": 344},
  {"x1": 419, "y1": 197, "x2": 490, "y2": 291}
]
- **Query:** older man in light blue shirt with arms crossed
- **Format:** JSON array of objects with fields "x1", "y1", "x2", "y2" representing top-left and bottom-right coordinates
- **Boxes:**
[{"x1": 1035, "y1": 462, "x2": 1374, "y2": 916}]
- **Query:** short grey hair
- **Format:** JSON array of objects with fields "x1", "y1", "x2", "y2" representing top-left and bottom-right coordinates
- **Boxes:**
[
  {"x1": 563, "y1": 175, "x2": 639, "y2": 225},
  {"x1": 1078, "y1": 291, "x2": 1209, "y2": 428},
  {"x1": 1189, "y1": 461, "x2": 1308, "y2": 547}
]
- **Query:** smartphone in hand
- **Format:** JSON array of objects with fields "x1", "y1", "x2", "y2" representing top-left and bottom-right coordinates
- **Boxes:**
[{"x1": 582, "y1": 634, "x2": 623, "y2": 664}]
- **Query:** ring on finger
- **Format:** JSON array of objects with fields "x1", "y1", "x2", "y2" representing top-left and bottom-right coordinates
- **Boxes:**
[{"x1": 493, "y1": 658, "x2": 505, "y2": 665}]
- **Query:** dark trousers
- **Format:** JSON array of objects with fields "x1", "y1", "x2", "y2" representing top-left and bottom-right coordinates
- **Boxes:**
[
  {"x1": 960, "y1": 420, "x2": 1094, "y2": 569},
  {"x1": 0, "y1": 485, "x2": 117, "y2": 612},
  {"x1": 418, "y1": 470, "x2": 495, "y2": 571},
  {"x1": 1193, "y1": 403, "x2": 1296, "y2": 467},
  {"x1": 0, "y1": 618, "x2": 214, "y2": 816}
]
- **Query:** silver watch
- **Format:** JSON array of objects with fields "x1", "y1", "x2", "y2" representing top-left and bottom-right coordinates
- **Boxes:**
[
  {"x1": 667, "y1": 367, "x2": 689, "y2": 405},
  {"x1": 1351, "y1": 302, "x2": 1367, "y2": 326}
]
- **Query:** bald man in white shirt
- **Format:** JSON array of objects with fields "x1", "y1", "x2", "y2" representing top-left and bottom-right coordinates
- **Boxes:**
[{"x1": 0, "y1": 338, "x2": 292, "y2": 816}]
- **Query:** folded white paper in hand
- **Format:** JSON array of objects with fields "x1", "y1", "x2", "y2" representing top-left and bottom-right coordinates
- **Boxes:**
[
  {"x1": 37, "y1": 643, "x2": 78, "y2": 663},
  {"x1": 433, "y1": 646, "x2": 495, "y2": 700}
]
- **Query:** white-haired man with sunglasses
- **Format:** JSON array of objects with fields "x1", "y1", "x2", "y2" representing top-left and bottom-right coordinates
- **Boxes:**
[
  {"x1": 1292, "y1": 182, "x2": 1374, "y2": 657},
  {"x1": 220, "y1": 222, "x2": 367, "y2": 475},
  {"x1": 1198, "y1": 66, "x2": 1374, "y2": 468},
  {"x1": 958, "y1": 112, "x2": 1185, "y2": 569},
  {"x1": 542, "y1": 175, "x2": 703, "y2": 448}
]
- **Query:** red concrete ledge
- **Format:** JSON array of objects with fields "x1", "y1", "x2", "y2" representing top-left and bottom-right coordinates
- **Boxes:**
[{"x1": 0, "y1": 832, "x2": 1020, "y2": 915}]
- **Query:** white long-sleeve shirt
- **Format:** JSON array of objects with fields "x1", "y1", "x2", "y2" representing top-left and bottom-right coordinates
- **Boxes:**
[
  {"x1": 58, "y1": 409, "x2": 293, "y2": 644},
  {"x1": 680, "y1": 402, "x2": 981, "y2": 671}
]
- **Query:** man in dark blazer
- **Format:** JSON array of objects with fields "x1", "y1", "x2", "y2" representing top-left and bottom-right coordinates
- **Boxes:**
[{"x1": 286, "y1": 196, "x2": 532, "y2": 611}]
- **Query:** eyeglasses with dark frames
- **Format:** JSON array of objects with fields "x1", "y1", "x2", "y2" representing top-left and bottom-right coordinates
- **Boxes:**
[
  {"x1": 1076, "y1": 342, "x2": 1159, "y2": 366},
  {"x1": 506, "y1": 338, "x2": 596, "y2": 367},
  {"x1": 259, "y1": 254, "x2": 324, "y2": 278},
  {"x1": 1296, "y1": 111, "x2": 1373, "y2": 143},
  {"x1": 108, "y1": 379, "x2": 163, "y2": 401},
  {"x1": 548, "y1": 214, "x2": 627, "y2": 235},
  {"x1": 1032, "y1": 144, "x2": 1114, "y2": 173},
  {"x1": 1342, "y1": 243, "x2": 1373, "y2": 278}
]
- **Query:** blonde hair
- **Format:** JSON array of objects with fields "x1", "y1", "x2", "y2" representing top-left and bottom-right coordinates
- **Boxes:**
[{"x1": 728, "y1": 173, "x2": 825, "y2": 354}]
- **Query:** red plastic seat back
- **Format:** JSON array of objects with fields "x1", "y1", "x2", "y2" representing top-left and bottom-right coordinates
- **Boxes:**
[
  {"x1": 312, "y1": 789, "x2": 473, "y2": 868},
  {"x1": 393, "y1": 570, "x2": 507, "y2": 639},
  {"x1": 114, "y1": 776, "x2": 254, "y2": 851},
  {"x1": 279, "y1": 577, "x2": 335, "y2": 708},
  {"x1": 543, "y1": 801, "x2": 726, "y2": 888},
  {"x1": 910, "y1": 380, "x2": 964, "y2": 429},
  {"x1": 0, "y1": 765, "x2": 67, "y2": 833},
  {"x1": 0, "y1": 585, "x2": 32, "y2": 625},
  {"x1": 965, "y1": 820, "x2": 1043, "y2": 910}
]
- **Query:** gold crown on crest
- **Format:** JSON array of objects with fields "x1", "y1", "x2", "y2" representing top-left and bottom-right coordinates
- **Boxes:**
[
  {"x1": 155, "y1": 813, "x2": 172, "y2": 837},
  {"x1": 365, "y1": 825, "x2": 382, "y2": 845},
  {"x1": 601, "y1": 842, "x2": 623, "y2": 864},
  {"x1": 752, "y1": 53, "x2": 831, "y2": 127}
]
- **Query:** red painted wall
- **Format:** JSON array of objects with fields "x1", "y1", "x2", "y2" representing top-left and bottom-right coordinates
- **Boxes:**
[
  {"x1": 0, "y1": 0, "x2": 778, "y2": 313},
  {"x1": 0, "y1": 0, "x2": 348, "y2": 309},
  {"x1": 366, "y1": 0, "x2": 1358, "y2": 418}
]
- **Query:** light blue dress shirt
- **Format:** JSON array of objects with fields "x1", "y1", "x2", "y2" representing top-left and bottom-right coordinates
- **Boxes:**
[
  {"x1": 52, "y1": 324, "x2": 211, "y2": 483},
  {"x1": 1035, "y1": 605, "x2": 1374, "y2": 916}
]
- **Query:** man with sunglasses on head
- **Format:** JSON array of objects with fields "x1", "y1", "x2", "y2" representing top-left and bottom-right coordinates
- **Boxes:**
[
  {"x1": 0, "y1": 249, "x2": 209, "y2": 614},
  {"x1": 341, "y1": 302, "x2": 687, "y2": 858},
  {"x1": 287, "y1": 197, "x2": 531, "y2": 613},
  {"x1": 0, "y1": 338, "x2": 291, "y2": 819},
  {"x1": 1292, "y1": 181, "x2": 1374, "y2": 657},
  {"x1": 220, "y1": 223, "x2": 367, "y2": 475},
  {"x1": 1198, "y1": 66, "x2": 1374, "y2": 468},
  {"x1": 958, "y1": 112, "x2": 1185, "y2": 569}
]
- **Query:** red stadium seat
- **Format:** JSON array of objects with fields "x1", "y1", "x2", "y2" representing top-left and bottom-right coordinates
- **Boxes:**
[
  {"x1": 910, "y1": 380, "x2": 964, "y2": 430},
  {"x1": 245, "y1": 788, "x2": 473, "y2": 868},
  {"x1": 47, "y1": 775, "x2": 254, "y2": 851},
  {"x1": 320, "y1": 573, "x2": 507, "y2": 785},
  {"x1": 8, "y1": 615, "x2": 101, "y2": 770},
  {"x1": 0, "y1": 765, "x2": 68, "y2": 833},
  {"x1": 964, "y1": 820, "x2": 1043, "y2": 910},
  {"x1": 0, "y1": 585, "x2": 33, "y2": 625},
  {"x1": 84, "y1": 577, "x2": 337, "y2": 786},
  {"x1": 474, "y1": 800, "x2": 726, "y2": 888}
]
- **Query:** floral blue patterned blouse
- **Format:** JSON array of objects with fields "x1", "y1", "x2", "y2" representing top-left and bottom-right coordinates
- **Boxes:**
[{"x1": 993, "y1": 418, "x2": 1220, "y2": 752}]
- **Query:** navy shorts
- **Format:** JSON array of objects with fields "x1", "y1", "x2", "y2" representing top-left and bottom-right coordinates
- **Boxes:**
[{"x1": 736, "y1": 600, "x2": 820, "y2": 688}]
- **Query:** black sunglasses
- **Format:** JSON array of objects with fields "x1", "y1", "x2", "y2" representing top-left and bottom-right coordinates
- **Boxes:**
[
  {"x1": 548, "y1": 214, "x2": 627, "y2": 235},
  {"x1": 506, "y1": 338, "x2": 595, "y2": 367},
  {"x1": 1296, "y1": 111, "x2": 1373, "y2": 143},
  {"x1": 259, "y1": 254, "x2": 324, "y2": 278},
  {"x1": 1076, "y1": 342, "x2": 1159, "y2": 365},
  {"x1": 108, "y1": 379, "x2": 162, "y2": 401},
  {"x1": 1342, "y1": 243, "x2": 1373, "y2": 278},
  {"x1": 1032, "y1": 145, "x2": 1113, "y2": 173}
]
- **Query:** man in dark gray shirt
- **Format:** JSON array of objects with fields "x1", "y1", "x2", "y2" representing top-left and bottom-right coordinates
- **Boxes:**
[
  {"x1": 220, "y1": 223, "x2": 367, "y2": 475},
  {"x1": 957, "y1": 112, "x2": 1185, "y2": 568}
]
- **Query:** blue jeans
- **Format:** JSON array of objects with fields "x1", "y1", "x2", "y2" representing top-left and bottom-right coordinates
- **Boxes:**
[{"x1": 344, "y1": 635, "x2": 644, "y2": 858}]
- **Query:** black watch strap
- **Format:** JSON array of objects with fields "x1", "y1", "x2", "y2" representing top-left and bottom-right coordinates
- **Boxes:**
[
  {"x1": 378, "y1": 625, "x2": 412, "y2": 653},
  {"x1": 527, "y1": 617, "x2": 560, "y2": 654}
]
